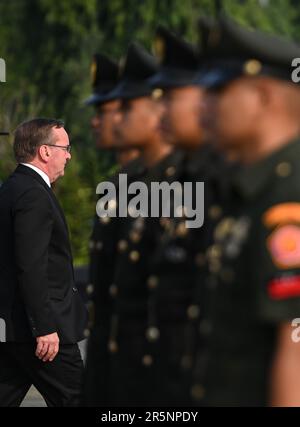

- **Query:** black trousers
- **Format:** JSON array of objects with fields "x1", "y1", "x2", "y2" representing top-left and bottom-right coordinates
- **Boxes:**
[{"x1": 0, "y1": 342, "x2": 84, "y2": 407}]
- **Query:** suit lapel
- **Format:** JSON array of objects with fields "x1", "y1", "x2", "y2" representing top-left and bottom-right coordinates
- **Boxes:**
[{"x1": 47, "y1": 188, "x2": 69, "y2": 231}]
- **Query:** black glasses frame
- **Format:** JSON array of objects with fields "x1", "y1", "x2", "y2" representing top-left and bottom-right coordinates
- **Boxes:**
[{"x1": 46, "y1": 144, "x2": 72, "y2": 153}]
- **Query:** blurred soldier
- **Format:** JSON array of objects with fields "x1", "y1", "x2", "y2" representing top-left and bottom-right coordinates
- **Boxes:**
[
  {"x1": 138, "y1": 25, "x2": 230, "y2": 405},
  {"x1": 196, "y1": 15, "x2": 300, "y2": 406},
  {"x1": 88, "y1": 53, "x2": 139, "y2": 166},
  {"x1": 83, "y1": 42, "x2": 172, "y2": 406},
  {"x1": 86, "y1": 41, "x2": 187, "y2": 406},
  {"x1": 151, "y1": 26, "x2": 204, "y2": 150},
  {"x1": 83, "y1": 53, "x2": 144, "y2": 405}
]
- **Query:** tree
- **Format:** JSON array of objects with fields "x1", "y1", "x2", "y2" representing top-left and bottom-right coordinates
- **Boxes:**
[{"x1": 1, "y1": 0, "x2": 299, "y2": 263}]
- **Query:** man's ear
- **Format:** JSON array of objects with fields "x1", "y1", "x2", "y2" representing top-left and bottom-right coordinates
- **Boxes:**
[{"x1": 38, "y1": 145, "x2": 50, "y2": 162}]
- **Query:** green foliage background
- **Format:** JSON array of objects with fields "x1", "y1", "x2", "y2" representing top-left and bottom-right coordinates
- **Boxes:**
[{"x1": 0, "y1": 0, "x2": 299, "y2": 264}]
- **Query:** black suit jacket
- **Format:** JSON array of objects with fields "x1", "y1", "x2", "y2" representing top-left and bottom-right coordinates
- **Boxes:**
[{"x1": 0, "y1": 164, "x2": 87, "y2": 343}]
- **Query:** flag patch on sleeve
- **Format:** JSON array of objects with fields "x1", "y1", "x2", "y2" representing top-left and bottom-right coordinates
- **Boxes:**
[
  {"x1": 263, "y1": 203, "x2": 300, "y2": 227},
  {"x1": 267, "y1": 224, "x2": 300, "y2": 269},
  {"x1": 268, "y1": 275, "x2": 300, "y2": 300}
]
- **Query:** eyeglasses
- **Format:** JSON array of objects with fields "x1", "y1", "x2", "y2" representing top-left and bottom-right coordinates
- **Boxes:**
[{"x1": 46, "y1": 144, "x2": 72, "y2": 153}]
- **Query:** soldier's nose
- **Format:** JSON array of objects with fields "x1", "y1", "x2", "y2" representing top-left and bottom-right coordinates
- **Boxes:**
[{"x1": 113, "y1": 111, "x2": 122, "y2": 124}]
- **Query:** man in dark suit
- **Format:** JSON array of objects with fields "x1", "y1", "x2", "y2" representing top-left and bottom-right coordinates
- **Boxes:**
[{"x1": 0, "y1": 118, "x2": 87, "y2": 407}]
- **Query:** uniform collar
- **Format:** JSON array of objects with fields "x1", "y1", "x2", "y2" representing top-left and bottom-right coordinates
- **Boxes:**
[{"x1": 232, "y1": 137, "x2": 300, "y2": 200}]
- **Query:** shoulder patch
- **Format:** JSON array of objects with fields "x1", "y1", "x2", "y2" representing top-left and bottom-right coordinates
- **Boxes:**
[
  {"x1": 268, "y1": 275, "x2": 300, "y2": 300},
  {"x1": 263, "y1": 203, "x2": 300, "y2": 228},
  {"x1": 267, "y1": 224, "x2": 300, "y2": 269}
]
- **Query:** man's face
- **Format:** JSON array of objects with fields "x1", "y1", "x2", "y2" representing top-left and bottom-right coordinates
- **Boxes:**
[
  {"x1": 202, "y1": 77, "x2": 263, "y2": 154},
  {"x1": 47, "y1": 127, "x2": 71, "y2": 183},
  {"x1": 90, "y1": 100, "x2": 120, "y2": 149},
  {"x1": 114, "y1": 97, "x2": 162, "y2": 149},
  {"x1": 160, "y1": 86, "x2": 203, "y2": 148}
]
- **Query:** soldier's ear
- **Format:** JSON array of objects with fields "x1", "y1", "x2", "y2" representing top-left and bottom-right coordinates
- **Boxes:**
[{"x1": 254, "y1": 78, "x2": 274, "y2": 107}]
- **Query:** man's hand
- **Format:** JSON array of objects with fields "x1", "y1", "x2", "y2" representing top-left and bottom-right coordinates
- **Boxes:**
[
  {"x1": 36, "y1": 332, "x2": 59, "y2": 362},
  {"x1": 270, "y1": 322, "x2": 300, "y2": 406}
]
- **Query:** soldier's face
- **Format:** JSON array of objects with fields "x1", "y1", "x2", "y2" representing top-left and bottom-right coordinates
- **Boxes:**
[
  {"x1": 91, "y1": 100, "x2": 120, "y2": 149},
  {"x1": 202, "y1": 77, "x2": 263, "y2": 156},
  {"x1": 160, "y1": 86, "x2": 203, "y2": 148},
  {"x1": 114, "y1": 97, "x2": 162, "y2": 148}
]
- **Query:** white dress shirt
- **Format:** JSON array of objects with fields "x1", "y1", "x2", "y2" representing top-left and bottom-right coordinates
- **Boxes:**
[{"x1": 21, "y1": 163, "x2": 51, "y2": 188}]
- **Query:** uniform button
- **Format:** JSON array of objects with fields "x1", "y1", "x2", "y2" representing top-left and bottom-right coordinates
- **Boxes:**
[
  {"x1": 108, "y1": 340, "x2": 118, "y2": 353},
  {"x1": 147, "y1": 275, "x2": 159, "y2": 290},
  {"x1": 95, "y1": 241, "x2": 103, "y2": 251},
  {"x1": 208, "y1": 205, "x2": 222, "y2": 220},
  {"x1": 207, "y1": 244, "x2": 222, "y2": 260},
  {"x1": 199, "y1": 320, "x2": 213, "y2": 336},
  {"x1": 118, "y1": 239, "x2": 128, "y2": 252},
  {"x1": 142, "y1": 354, "x2": 153, "y2": 366},
  {"x1": 225, "y1": 242, "x2": 240, "y2": 258},
  {"x1": 276, "y1": 162, "x2": 292, "y2": 177},
  {"x1": 214, "y1": 217, "x2": 235, "y2": 241},
  {"x1": 166, "y1": 166, "x2": 176, "y2": 177},
  {"x1": 129, "y1": 230, "x2": 142, "y2": 243},
  {"x1": 72, "y1": 287, "x2": 78, "y2": 292},
  {"x1": 146, "y1": 327, "x2": 160, "y2": 342},
  {"x1": 187, "y1": 304, "x2": 200, "y2": 320},
  {"x1": 84, "y1": 328, "x2": 90, "y2": 338},
  {"x1": 89, "y1": 240, "x2": 95, "y2": 250},
  {"x1": 129, "y1": 250, "x2": 140, "y2": 262},
  {"x1": 133, "y1": 218, "x2": 145, "y2": 231},
  {"x1": 190, "y1": 384, "x2": 206, "y2": 401},
  {"x1": 160, "y1": 217, "x2": 171, "y2": 229},
  {"x1": 176, "y1": 222, "x2": 188, "y2": 237},
  {"x1": 195, "y1": 252, "x2": 206, "y2": 267},
  {"x1": 86, "y1": 284, "x2": 94, "y2": 295},
  {"x1": 100, "y1": 216, "x2": 111, "y2": 224},
  {"x1": 109, "y1": 284, "x2": 118, "y2": 298}
]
